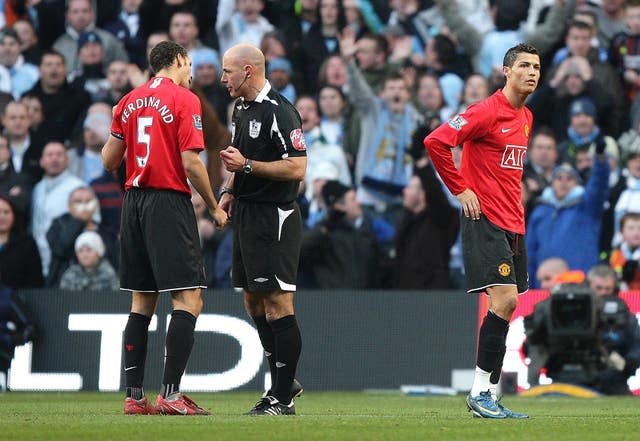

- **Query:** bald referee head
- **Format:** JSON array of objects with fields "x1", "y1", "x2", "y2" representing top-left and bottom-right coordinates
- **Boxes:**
[{"x1": 221, "y1": 43, "x2": 267, "y2": 100}]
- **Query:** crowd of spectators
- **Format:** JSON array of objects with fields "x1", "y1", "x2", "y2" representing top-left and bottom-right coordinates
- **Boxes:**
[{"x1": 4, "y1": 0, "x2": 640, "y2": 293}]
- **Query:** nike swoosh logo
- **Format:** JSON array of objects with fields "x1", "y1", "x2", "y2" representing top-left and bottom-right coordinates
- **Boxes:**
[
  {"x1": 276, "y1": 362, "x2": 286, "y2": 368},
  {"x1": 254, "y1": 277, "x2": 269, "y2": 282},
  {"x1": 124, "y1": 366, "x2": 137, "y2": 371},
  {"x1": 168, "y1": 403, "x2": 188, "y2": 415},
  {"x1": 501, "y1": 128, "x2": 511, "y2": 133},
  {"x1": 473, "y1": 401, "x2": 502, "y2": 416}
]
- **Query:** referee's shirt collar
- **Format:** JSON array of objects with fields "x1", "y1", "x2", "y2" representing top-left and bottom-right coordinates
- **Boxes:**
[{"x1": 249, "y1": 80, "x2": 271, "y2": 103}]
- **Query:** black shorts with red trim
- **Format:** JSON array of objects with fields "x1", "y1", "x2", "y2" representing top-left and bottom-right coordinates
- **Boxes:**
[
  {"x1": 461, "y1": 214, "x2": 528, "y2": 294},
  {"x1": 232, "y1": 199, "x2": 302, "y2": 293},
  {"x1": 120, "y1": 188, "x2": 206, "y2": 292}
]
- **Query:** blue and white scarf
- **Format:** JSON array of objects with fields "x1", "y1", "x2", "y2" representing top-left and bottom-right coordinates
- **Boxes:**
[
  {"x1": 361, "y1": 103, "x2": 413, "y2": 197},
  {"x1": 567, "y1": 126, "x2": 600, "y2": 147}
]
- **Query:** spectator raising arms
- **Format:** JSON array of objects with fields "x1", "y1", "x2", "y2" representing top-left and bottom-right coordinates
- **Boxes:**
[{"x1": 527, "y1": 160, "x2": 610, "y2": 285}]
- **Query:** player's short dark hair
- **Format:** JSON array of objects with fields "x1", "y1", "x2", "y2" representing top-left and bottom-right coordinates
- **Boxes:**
[
  {"x1": 149, "y1": 41, "x2": 188, "y2": 75},
  {"x1": 503, "y1": 43, "x2": 539, "y2": 68}
]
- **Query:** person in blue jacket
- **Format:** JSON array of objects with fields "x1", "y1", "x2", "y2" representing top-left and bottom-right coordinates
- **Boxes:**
[{"x1": 526, "y1": 142, "x2": 609, "y2": 287}]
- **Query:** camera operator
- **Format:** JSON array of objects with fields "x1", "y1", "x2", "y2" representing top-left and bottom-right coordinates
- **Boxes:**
[{"x1": 525, "y1": 264, "x2": 640, "y2": 394}]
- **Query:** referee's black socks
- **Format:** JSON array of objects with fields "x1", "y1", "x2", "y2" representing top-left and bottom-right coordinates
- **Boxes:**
[
  {"x1": 270, "y1": 315, "x2": 301, "y2": 404},
  {"x1": 252, "y1": 315, "x2": 277, "y2": 390},
  {"x1": 124, "y1": 312, "x2": 151, "y2": 400},
  {"x1": 161, "y1": 309, "x2": 196, "y2": 397}
]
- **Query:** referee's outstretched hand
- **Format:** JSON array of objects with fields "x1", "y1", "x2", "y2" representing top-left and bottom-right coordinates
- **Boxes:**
[
  {"x1": 211, "y1": 206, "x2": 228, "y2": 230},
  {"x1": 456, "y1": 189, "x2": 481, "y2": 220}
]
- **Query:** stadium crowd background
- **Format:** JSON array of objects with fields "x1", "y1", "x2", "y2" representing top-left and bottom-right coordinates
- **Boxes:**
[{"x1": 2, "y1": 0, "x2": 640, "y2": 293}]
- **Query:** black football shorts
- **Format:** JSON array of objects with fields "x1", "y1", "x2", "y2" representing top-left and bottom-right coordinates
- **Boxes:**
[
  {"x1": 232, "y1": 199, "x2": 302, "y2": 293},
  {"x1": 461, "y1": 213, "x2": 528, "y2": 294},
  {"x1": 120, "y1": 188, "x2": 206, "y2": 292}
]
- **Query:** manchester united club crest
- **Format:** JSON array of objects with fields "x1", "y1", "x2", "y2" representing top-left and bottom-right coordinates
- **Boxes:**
[
  {"x1": 524, "y1": 124, "x2": 530, "y2": 138},
  {"x1": 289, "y1": 128, "x2": 306, "y2": 151},
  {"x1": 498, "y1": 263, "x2": 511, "y2": 277},
  {"x1": 249, "y1": 119, "x2": 261, "y2": 138}
]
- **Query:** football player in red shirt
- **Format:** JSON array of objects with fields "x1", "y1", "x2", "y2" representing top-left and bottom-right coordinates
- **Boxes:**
[
  {"x1": 425, "y1": 43, "x2": 541, "y2": 419},
  {"x1": 102, "y1": 40, "x2": 227, "y2": 415}
]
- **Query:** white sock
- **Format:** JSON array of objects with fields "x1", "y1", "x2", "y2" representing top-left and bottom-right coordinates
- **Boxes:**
[
  {"x1": 489, "y1": 383, "x2": 498, "y2": 401},
  {"x1": 470, "y1": 366, "x2": 491, "y2": 397}
]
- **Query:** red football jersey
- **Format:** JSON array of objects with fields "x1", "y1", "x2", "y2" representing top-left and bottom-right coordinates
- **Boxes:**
[
  {"x1": 110, "y1": 76, "x2": 205, "y2": 194},
  {"x1": 424, "y1": 90, "x2": 532, "y2": 234}
]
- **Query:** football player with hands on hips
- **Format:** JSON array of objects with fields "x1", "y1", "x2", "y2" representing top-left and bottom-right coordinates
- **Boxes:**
[{"x1": 424, "y1": 43, "x2": 541, "y2": 419}]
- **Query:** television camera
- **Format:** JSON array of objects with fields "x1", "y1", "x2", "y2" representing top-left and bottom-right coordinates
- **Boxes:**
[{"x1": 524, "y1": 283, "x2": 632, "y2": 387}]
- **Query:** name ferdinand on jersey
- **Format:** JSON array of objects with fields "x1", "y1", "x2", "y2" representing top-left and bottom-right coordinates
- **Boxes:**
[
  {"x1": 121, "y1": 96, "x2": 174, "y2": 124},
  {"x1": 501, "y1": 144, "x2": 527, "y2": 170}
]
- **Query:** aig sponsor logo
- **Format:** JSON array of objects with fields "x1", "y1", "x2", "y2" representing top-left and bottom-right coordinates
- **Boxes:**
[{"x1": 501, "y1": 144, "x2": 527, "y2": 170}]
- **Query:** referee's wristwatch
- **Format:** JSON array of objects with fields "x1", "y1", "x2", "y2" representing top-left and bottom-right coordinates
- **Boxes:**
[{"x1": 242, "y1": 158, "x2": 253, "y2": 174}]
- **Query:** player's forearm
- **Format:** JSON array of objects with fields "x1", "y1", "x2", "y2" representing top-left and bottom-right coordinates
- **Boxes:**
[
  {"x1": 185, "y1": 158, "x2": 219, "y2": 210},
  {"x1": 251, "y1": 156, "x2": 306, "y2": 182},
  {"x1": 423, "y1": 136, "x2": 467, "y2": 196},
  {"x1": 223, "y1": 173, "x2": 235, "y2": 190},
  {"x1": 101, "y1": 136, "x2": 125, "y2": 171}
]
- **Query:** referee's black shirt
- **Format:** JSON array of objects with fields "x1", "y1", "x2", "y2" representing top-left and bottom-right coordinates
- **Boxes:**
[{"x1": 231, "y1": 81, "x2": 306, "y2": 203}]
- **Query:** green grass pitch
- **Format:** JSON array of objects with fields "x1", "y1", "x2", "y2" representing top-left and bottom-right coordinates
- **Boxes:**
[{"x1": 0, "y1": 391, "x2": 638, "y2": 441}]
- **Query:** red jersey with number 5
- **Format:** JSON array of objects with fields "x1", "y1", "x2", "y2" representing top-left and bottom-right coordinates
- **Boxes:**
[
  {"x1": 424, "y1": 90, "x2": 532, "y2": 234},
  {"x1": 110, "y1": 76, "x2": 205, "y2": 194}
]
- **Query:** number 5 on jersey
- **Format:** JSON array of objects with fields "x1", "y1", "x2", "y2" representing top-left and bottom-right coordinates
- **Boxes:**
[{"x1": 136, "y1": 116, "x2": 152, "y2": 168}]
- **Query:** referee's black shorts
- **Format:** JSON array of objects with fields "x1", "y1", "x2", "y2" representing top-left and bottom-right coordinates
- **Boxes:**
[
  {"x1": 120, "y1": 188, "x2": 206, "y2": 292},
  {"x1": 232, "y1": 199, "x2": 302, "y2": 293},
  {"x1": 462, "y1": 214, "x2": 528, "y2": 295}
]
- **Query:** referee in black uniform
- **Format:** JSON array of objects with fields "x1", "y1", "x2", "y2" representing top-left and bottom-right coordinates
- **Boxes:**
[{"x1": 220, "y1": 44, "x2": 306, "y2": 416}]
